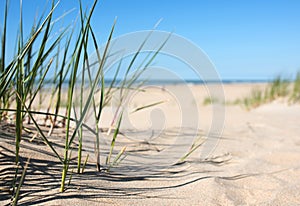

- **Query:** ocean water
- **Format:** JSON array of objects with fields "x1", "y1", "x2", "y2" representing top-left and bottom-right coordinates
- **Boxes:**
[{"x1": 42, "y1": 79, "x2": 271, "y2": 88}]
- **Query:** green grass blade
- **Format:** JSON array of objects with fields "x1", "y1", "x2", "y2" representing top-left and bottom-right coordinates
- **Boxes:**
[
  {"x1": 81, "y1": 154, "x2": 89, "y2": 173},
  {"x1": 14, "y1": 91, "x2": 63, "y2": 163},
  {"x1": 60, "y1": 0, "x2": 98, "y2": 192},
  {"x1": 1, "y1": 0, "x2": 8, "y2": 74},
  {"x1": 23, "y1": 0, "x2": 55, "y2": 97},
  {"x1": 12, "y1": 157, "x2": 30, "y2": 206},
  {"x1": 87, "y1": 25, "x2": 104, "y2": 121},
  {"x1": 53, "y1": 32, "x2": 74, "y2": 124},
  {"x1": 19, "y1": 1, "x2": 60, "y2": 60},
  {"x1": 67, "y1": 18, "x2": 116, "y2": 149},
  {"x1": 27, "y1": 58, "x2": 53, "y2": 109},
  {"x1": 109, "y1": 146, "x2": 126, "y2": 170},
  {"x1": 106, "y1": 113, "x2": 123, "y2": 165},
  {"x1": 0, "y1": 1, "x2": 60, "y2": 99}
]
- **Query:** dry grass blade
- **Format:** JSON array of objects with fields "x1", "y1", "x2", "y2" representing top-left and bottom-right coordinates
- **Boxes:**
[
  {"x1": 131, "y1": 100, "x2": 165, "y2": 114},
  {"x1": 177, "y1": 136, "x2": 206, "y2": 164},
  {"x1": 0, "y1": 108, "x2": 98, "y2": 135}
]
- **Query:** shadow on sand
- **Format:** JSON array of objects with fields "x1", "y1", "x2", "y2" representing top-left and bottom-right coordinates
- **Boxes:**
[{"x1": 0, "y1": 124, "x2": 242, "y2": 205}]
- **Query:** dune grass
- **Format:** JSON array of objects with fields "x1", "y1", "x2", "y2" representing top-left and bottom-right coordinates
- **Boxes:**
[
  {"x1": 289, "y1": 71, "x2": 300, "y2": 103},
  {"x1": 202, "y1": 96, "x2": 220, "y2": 106},
  {"x1": 0, "y1": 0, "x2": 170, "y2": 195},
  {"x1": 233, "y1": 75, "x2": 299, "y2": 110},
  {"x1": 11, "y1": 157, "x2": 30, "y2": 206}
]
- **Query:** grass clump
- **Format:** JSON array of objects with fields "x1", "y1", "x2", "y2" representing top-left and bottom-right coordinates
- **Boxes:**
[
  {"x1": 242, "y1": 88, "x2": 264, "y2": 109},
  {"x1": 289, "y1": 72, "x2": 300, "y2": 103},
  {"x1": 0, "y1": 0, "x2": 169, "y2": 195},
  {"x1": 268, "y1": 76, "x2": 289, "y2": 100},
  {"x1": 203, "y1": 96, "x2": 220, "y2": 105},
  {"x1": 235, "y1": 74, "x2": 300, "y2": 110}
]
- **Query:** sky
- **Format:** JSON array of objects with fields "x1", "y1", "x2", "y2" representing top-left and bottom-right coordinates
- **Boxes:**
[{"x1": 1, "y1": 0, "x2": 300, "y2": 80}]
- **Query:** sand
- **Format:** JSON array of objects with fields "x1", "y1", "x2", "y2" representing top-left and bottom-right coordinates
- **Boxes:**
[{"x1": 1, "y1": 83, "x2": 300, "y2": 205}]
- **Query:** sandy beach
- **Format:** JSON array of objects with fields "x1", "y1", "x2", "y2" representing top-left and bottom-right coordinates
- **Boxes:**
[{"x1": 1, "y1": 83, "x2": 300, "y2": 205}]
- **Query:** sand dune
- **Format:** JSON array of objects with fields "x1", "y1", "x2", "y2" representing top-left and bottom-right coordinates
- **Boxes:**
[{"x1": 1, "y1": 83, "x2": 300, "y2": 205}]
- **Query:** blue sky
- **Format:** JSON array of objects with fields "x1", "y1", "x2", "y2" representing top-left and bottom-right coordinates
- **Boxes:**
[{"x1": 1, "y1": 0, "x2": 300, "y2": 80}]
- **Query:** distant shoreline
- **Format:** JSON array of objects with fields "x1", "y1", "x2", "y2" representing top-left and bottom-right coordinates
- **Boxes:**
[{"x1": 40, "y1": 79, "x2": 273, "y2": 88}]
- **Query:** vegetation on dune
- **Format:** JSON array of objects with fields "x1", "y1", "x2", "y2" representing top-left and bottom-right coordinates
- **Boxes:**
[
  {"x1": 289, "y1": 72, "x2": 300, "y2": 103},
  {"x1": 0, "y1": 0, "x2": 171, "y2": 202},
  {"x1": 1, "y1": 0, "x2": 299, "y2": 204},
  {"x1": 202, "y1": 96, "x2": 220, "y2": 106},
  {"x1": 203, "y1": 74, "x2": 300, "y2": 109},
  {"x1": 233, "y1": 75, "x2": 300, "y2": 110}
]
